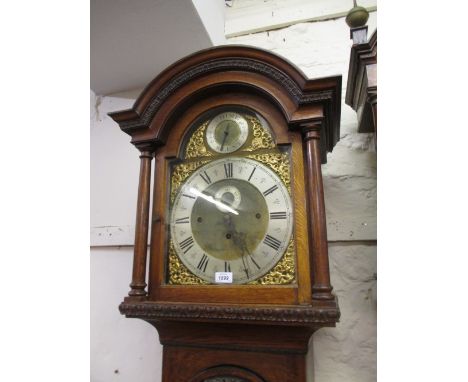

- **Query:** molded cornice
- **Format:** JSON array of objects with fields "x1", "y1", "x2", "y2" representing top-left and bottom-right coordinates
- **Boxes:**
[{"x1": 109, "y1": 45, "x2": 342, "y2": 163}]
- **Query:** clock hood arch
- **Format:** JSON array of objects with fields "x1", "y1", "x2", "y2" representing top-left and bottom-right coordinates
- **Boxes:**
[{"x1": 109, "y1": 45, "x2": 341, "y2": 163}]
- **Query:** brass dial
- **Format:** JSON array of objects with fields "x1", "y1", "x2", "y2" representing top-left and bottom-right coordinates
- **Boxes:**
[
  {"x1": 205, "y1": 112, "x2": 249, "y2": 153},
  {"x1": 170, "y1": 157, "x2": 293, "y2": 284}
]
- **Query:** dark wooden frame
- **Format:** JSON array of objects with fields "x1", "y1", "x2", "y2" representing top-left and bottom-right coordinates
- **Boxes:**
[
  {"x1": 148, "y1": 92, "x2": 312, "y2": 306},
  {"x1": 346, "y1": 28, "x2": 377, "y2": 135},
  {"x1": 109, "y1": 46, "x2": 342, "y2": 381}
]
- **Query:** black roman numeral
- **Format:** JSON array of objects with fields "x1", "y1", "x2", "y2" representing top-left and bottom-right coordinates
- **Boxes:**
[
  {"x1": 224, "y1": 163, "x2": 233, "y2": 178},
  {"x1": 263, "y1": 234, "x2": 282, "y2": 251},
  {"x1": 263, "y1": 185, "x2": 278, "y2": 196},
  {"x1": 179, "y1": 236, "x2": 194, "y2": 254},
  {"x1": 175, "y1": 217, "x2": 189, "y2": 224},
  {"x1": 200, "y1": 171, "x2": 212, "y2": 184},
  {"x1": 197, "y1": 254, "x2": 209, "y2": 272},
  {"x1": 270, "y1": 211, "x2": 287, "y2": 220},
  {"x1": 224, "y1": 261, "x2": 231, "y2": 272},
  {"x1": 182, "y1": 193, "x2": 195, "y2": 199},
  {"x1": 249, "y1": 256, "x2": 261, "y2": 270},
  {"x1": 248, "y1": 167, "x2": 256, "y2": 181}
]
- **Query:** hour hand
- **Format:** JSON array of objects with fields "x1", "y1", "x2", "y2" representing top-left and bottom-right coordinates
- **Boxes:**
[
  {"x1": 220, "y1": 124, "x2": 230, "y2": 151},
  {"x1": 232, "y1": 230, "x2": 260, "y2": 271},
  {"x1": 222, "y1": 216, "x2": 246, "y2": 251}
]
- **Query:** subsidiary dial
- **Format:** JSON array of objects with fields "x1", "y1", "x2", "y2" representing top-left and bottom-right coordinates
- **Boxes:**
[{"x1": 205, "y1": 112, "x2": 249, "y2": 153}]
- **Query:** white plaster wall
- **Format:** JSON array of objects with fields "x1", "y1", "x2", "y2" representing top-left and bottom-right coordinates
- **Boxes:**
[
  {"x1": 225, "y1": 0, "x2": 376, "y2": 37},
  {"x1": 90, "y1": 92, "x2": 163, "y2": 382},
  {"x1": 192, "y1": 0, "x2": 226, "y2": 45},
  {"x1": 90, "y1": 93, "x2": 139, "y2": 228},
  {"x1": 91, "y1": 10, "x2": 377, "y2": 382},
  {"x1": 91, "y1": 247, "x2": 162, "y2": 382}
]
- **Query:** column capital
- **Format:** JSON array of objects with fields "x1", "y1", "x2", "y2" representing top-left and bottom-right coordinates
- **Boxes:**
[
  {"x1": 135, "y1": 140, "x2": 158, "y2": 154},
  {"x1": 303, "y1": 129, "x2": 321, "y2": 141},
  {"x1": 296, "y1": 120, "x2": 323, "y2": 140},
  {"x1": 298, "y1": 120, "x2": 322, "y2": 130},
  {"x1": 139, "y1": 151, "x2": 154, "y2": 160}
]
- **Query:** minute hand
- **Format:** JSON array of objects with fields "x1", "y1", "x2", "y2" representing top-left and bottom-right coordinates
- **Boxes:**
[{"x1": 220, "y1": 124, "x2": 230, "y2": 151}]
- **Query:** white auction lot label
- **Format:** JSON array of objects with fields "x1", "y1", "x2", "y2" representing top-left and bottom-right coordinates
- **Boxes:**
[{"x1": 215, "y1": 272, "x2": 233, "y2": 283}]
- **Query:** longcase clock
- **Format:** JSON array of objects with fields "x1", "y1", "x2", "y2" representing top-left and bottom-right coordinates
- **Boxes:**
[{"x1": 109, "y1": 46, "x2": 341, "y2": 382}]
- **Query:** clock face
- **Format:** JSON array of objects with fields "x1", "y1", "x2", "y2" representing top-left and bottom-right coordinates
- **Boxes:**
[
  {"x1": 170, "y1": 157, "x2": 293, "y2": 284},
  {"x1": 205, "y1": 112, "x2": 249, "y2": 153}
]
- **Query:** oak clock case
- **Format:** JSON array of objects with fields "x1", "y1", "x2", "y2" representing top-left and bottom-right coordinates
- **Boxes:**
[
  {"x1": 109, "y1": 45, "x2": 341, "y2": 382},
  {"x1": 168, "y1": 108, "x2": 294, "y2": 285}
]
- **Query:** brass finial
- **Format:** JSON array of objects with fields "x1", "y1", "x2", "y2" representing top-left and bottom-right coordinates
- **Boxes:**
[{"x1": 345, "y1": 0, "x2": 369, "y2": 28}]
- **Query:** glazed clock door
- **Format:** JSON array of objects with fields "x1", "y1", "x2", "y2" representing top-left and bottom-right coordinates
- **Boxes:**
[{"x1": 166, "y1": 107, "x2": 297, "y2": 287}]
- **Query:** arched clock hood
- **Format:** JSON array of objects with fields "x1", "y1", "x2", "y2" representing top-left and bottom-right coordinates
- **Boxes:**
[{"x1": 109, "y1": 45, "x2": 341, "y2": 163}]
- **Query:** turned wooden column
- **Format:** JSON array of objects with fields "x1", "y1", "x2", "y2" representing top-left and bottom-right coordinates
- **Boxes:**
[
  {"x1": 128, "y1": 149, "x2": 154, "y2": 297},
  {"x1": 302, "y1": 123, "x2": 334, "y2": 301}
]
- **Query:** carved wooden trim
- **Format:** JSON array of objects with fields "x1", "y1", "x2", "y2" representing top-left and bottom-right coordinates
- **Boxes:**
[
  {"x1": 108, "y1": 47, "x2": 342, "y2": 163},
  {"x1": 119, "y1": 301, "x2": 340, "y2": 326},
  {"x1": 118, "y1": 58, "x2": 335, "y2": 133},
  {"x1": 135, "y1": 141, "x2": 161, "y2": 152}
]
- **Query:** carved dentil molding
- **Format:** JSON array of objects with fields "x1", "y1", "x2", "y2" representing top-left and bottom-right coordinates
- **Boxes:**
[
  {"x1": 120, "y1": 58, "x2": 334, "y2": 132},
  {"x1": 119, "y1": 301, "x2": 340, "y2": 325}
]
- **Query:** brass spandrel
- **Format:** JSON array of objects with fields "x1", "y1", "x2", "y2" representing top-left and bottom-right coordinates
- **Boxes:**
[
  {"x1": 183, "y1": 115, "x2": 275, "y2": 159},
  {"x1": 185, "y1": 120, "x2": 213, "y2": 159},
  {"x1": 243, "y1": 115, "x2": 275, "y2": 151},
  {"x1": 170, "y1": 160, "x2": 209, "y2": 203},
  {"x1": 168, "y1": 238, "x2": 296, "y2": 285},
  {"x1": 168, "y1": 240, "x2": 208, "y2": 285},
  {"x1": 248, "y1": 239, "x2": 296, "y2": 285}
]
